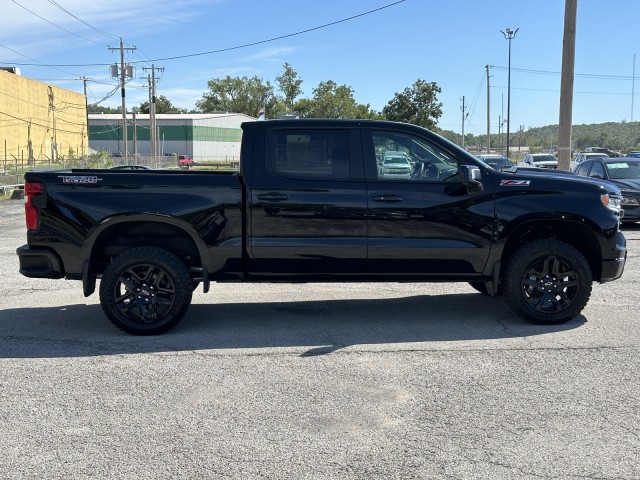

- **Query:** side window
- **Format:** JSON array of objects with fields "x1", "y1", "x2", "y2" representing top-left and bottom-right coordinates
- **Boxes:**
[
  {"x1": 574, "y1": 163, "x2": 590, "y2": 176},
  {"x1": 271, "y1": 129, "x2": 350, "y2": 180},
  {"x1": 589, "y1": 162, "x2": 606, "y2": 179},
  {"x1": 372, "y1": 131, "x2": 458, "y2": 182}
]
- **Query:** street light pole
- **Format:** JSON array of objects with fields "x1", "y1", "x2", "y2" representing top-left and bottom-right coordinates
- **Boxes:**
[{"x1": 501, "y1": 27, "x2": 518, "y2": 160}]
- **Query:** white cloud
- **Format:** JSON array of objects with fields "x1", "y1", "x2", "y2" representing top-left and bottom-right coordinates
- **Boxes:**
[{"x1": 0, "y1": 0, "x2": 217, "y2": 62}]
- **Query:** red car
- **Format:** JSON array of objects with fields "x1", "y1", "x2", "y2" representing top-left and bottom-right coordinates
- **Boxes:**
[{"x1": 178, "y1": 155, "x2": 193, "y2": 167}]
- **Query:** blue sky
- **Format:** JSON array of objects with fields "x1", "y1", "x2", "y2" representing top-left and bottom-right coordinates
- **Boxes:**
[{"x1": 2, "y1": 0, "x2": 639, "y2": 135}]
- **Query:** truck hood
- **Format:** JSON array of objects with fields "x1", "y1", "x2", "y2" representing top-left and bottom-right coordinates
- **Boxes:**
[
  {"x1": 611, "y1": 178, "x2": 640, "y2": 191},
  {"x1": 498, "y1": 166, "x2": 621, "y2": 195}
]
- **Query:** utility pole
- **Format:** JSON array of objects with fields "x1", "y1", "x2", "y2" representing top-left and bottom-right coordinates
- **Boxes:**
[
  {"x1": 132, "y1": 111, "x2": 137, "y2": 157},
  {"x1": 47, "y1": 86, "x2": 57, "y2": 163},
  {"x1": 632, "y1": 54, "x2": 636, "y2": 123},
  {"x1": 460, "y1": 96, "x2": 469, "y2": 149},
  {"x1": 143, "y1": 64, "x2": 164, "y2": 158},
  {"x1": 557, "y1": 0, "x2": 577, "y2": 171},
  {"x1": 79, "y1": 76, "x2": 92, "y2": 159},
  {"x1": 109, "y1": 38, "x2": 136, "y2": 158},
  {"x1": 147, "y1": 74, "x2": 154, "y2": 157},
  {"x1": 486, "y1": 65, "x2": 491, "y2": 153}
]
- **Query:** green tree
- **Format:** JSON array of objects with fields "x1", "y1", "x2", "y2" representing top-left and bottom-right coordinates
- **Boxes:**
[
  {"x1": 275, "y1": 62, "x2": 303, "y2": 113},
  {"x1": 196, "y1": 75, "x2": 279, "y2": 117},
  {"x1": 296, "y1": 80, "x2": 379, "y2": 119},
  {"x1": 139, "y1": 95, "x2": 185, "y2": 114},
  {"x1": 382, "y1": 79, "x2": 442, "y2": 130}
]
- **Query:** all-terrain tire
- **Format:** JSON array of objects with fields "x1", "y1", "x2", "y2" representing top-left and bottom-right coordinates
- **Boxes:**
[
  {"x1": 99, "y1": 247, "x2": 193, "y2": 335},
  {"x1": 502, "y1": 239, "x2": 592, "y2": 325}
]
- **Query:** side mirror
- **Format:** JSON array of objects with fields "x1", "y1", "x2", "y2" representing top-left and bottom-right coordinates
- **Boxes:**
[{"x1": 459, "y1": 165, "x2": 483, "y2": 194}]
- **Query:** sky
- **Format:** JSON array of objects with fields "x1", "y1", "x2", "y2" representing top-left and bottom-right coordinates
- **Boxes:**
[{"x1": 2, "y1": 0, "x2": 640, "y2": 136}]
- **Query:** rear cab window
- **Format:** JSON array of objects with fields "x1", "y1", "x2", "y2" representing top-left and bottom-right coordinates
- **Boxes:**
[{"x1": 270, "y1": 129, "x2": 351, "y2": 180}]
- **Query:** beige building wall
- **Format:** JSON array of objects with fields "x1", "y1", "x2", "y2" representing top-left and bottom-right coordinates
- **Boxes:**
[{"x1": 0, "y1": 70, "x2": 87, "y2": 165}]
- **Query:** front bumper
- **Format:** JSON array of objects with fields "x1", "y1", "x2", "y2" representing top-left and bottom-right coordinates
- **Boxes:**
[{"x1": 16, "y1": 245, "x2": 63, "y2": 278}]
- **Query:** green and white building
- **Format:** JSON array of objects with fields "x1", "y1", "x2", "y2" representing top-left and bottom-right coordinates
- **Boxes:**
[{"x1": 89, "y1": 113, "x2": 255, "y2": 161}]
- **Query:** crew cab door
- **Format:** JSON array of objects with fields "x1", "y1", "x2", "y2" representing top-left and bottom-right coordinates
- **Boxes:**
[
  {"x1": 363, "y1": 127, "x2": 495, "y2": 275},
  {"x1": 247, "y1": 125, "x2": 367, "y2": 275}
]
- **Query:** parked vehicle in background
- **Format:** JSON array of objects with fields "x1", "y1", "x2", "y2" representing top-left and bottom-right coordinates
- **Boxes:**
[
  {"x1": 571, "y1": 152, "x2": 609, "y2": 171},
  {"x1": 573, "y1": 157, "x2": 640, "y2": 223},
  {"x1": 178, "y1": 155, "x2": 194, "y2": 168},
  {"x1": 378, "y1": 152, "x2": 412, "y2": 179},
  {"x1": 586, "y1": 147, "x2": 617, "y2": 157},
  {"x1": 476, "y1": 155, "x2": 513, "y2": 170},
  {"x1": 624, "y1": 151, "x2": 640, "y2": 158},
  {"x1": 518, "y1": 153, "x2": 558, "y2": 169}
]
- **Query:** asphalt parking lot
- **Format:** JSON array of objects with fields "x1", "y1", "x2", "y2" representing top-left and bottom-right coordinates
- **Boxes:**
[{"x1": 1, "y1": 198, "x2": 639, "y2": 479}]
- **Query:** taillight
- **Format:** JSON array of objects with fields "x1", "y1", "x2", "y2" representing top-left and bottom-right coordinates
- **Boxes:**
[{"x1": 25, "y1": 181, "x2": 44, "y2": 231}]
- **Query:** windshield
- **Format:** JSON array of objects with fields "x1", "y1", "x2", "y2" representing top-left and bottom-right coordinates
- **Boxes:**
[
  {"x1": 383, "y1": 158, "x2": 409, "y2": 165},
  {"x1": 607, "y1": 161, "x2": 640, "y2": 179}
]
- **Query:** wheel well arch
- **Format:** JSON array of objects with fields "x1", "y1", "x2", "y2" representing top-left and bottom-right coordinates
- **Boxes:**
[
  {"x1": 501, "y1": 219, "x2": 603, "y2": 280},
  {"x1": 87, "y1": 219, "x2": 202, "y2": 275}
]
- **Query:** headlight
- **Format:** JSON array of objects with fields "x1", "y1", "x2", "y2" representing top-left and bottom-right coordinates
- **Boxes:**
[
  {"x1": 601, "y1": 194, "x2": 623, "y2": 212},
  {"x1": 620, "y1": 191, "x2": 640, "y2": 206}
]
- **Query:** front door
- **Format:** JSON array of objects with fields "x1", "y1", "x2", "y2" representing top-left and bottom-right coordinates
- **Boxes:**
[{"x1": 364, "y1": 128, "x2": 495, "y2": 276}]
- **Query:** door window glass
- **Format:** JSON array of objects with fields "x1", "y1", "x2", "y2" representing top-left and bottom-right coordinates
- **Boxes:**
[
  {"x1": 372, "y1": 131, "x2": 458, "y2": 181},
  {"x1": 574, "y1": 163, "x2": 590, "y2": 176},
  {"x1": 589, "y1": 162, "x2": 606, "y2": 179}
]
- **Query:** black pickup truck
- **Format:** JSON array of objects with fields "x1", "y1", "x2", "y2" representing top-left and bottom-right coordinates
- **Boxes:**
[{"x1": 17, "y1": 119, "x2": 627, "y2": 334}]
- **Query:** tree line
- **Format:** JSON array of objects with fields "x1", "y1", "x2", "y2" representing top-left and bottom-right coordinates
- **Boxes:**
[
  {"x1": 441, "y1": 121, "x2": 640, "y2": 153},
  {"x1": 88, "y1": 63, "x2": 443, "y2": 130}
]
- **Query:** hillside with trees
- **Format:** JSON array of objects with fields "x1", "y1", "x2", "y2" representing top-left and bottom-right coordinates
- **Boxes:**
[{"x1": 440, "y1": 121, "x2": 640, "y2": 154}]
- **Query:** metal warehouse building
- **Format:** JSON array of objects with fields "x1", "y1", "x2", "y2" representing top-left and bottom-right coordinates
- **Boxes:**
[{"x1": 88, "y1": 113, "x2": 256, "y2": 162}]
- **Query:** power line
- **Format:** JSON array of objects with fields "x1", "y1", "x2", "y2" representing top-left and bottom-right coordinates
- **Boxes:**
[
  {"x1": 491, "y1": 65, "x2": 637, "y2": 81},
  {"x1": 46, "y1": 0, "x2": 119, "y2": 42},
  {"x1": 0, "y1": 41, "x2": 79, "y2": 77},
  {"x1": 0, "y1": 109, "x2": 84, "y2": 134},
  {"x1": 9, "y1": 0, "x2": 110, "y2": 47},
  {"x1": 6, "y1": 1, "x2": 407, "y2": 67}
]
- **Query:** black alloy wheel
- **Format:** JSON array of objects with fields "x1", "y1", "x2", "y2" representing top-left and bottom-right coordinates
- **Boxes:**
[
  {"x1": 99, "y1": 247, "x2": 193, "y2": 335},
  {"x1": 502, "y1": 239, "x2": 592, "y2": 325}
]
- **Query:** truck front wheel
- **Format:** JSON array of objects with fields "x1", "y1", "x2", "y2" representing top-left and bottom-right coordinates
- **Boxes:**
[
  {"x1": 99, "y1": 247, "x2": 193, "y2": 335},
  {"x1": 502, "y1": 239, "x2": 592, "y2": 325}
]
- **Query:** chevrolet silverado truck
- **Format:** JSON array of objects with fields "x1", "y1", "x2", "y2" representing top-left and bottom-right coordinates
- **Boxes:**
[{"x1": 17, "y1": 119, "x2": 627, "y2": 335}]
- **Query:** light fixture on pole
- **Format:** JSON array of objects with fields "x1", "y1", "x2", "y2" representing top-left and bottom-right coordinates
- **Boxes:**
[{"x1": 501, "y1": 27, "x2": 518, "y2": 160}]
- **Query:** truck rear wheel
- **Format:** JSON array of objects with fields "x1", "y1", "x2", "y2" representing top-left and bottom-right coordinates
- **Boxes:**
[
  {"x1": 502, "y1": 239, "x2": 592, "y2": 325},
  {"x1": 99, "y1": 247, "x2": 192, "y2": 335}
]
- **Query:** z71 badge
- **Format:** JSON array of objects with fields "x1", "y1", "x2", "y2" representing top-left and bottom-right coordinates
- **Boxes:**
[
  {"x1": 500, "y1": 179, "x2": 530, "y2": 186},
  {"x1": 58, "y1": 175, "x2": 101, "y2": 184}
]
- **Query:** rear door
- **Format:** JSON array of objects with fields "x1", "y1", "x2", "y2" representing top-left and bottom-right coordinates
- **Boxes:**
[
  {"x1": 363, "y1": 127, "x2": 495, "y2": 276},
  {"x1": 247, "y1": 124, "x2": 368, "y2": 275}
]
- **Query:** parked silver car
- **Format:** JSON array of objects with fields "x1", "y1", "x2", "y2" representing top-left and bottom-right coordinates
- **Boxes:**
[
  {"x1": 518, "y1": 153, "x2": 558, "y2": 169},
  {"x1": 378, "y1": 152, "x2": 412, "y2": 179}
]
